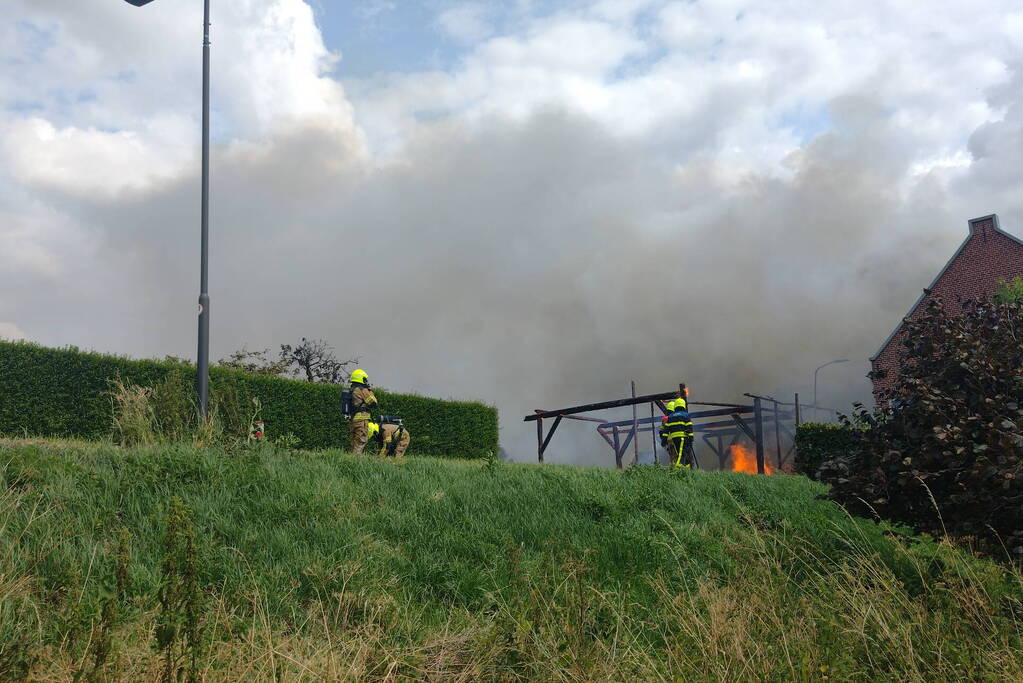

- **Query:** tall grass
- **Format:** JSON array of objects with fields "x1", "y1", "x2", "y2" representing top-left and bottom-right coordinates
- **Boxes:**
[
  {"x1": 1, "y1": 438, "x2": 1021, "y2": 680},
  {"x1": 108, "y1": 374, "x2": 263, "y2": 448},
  {"x1": 109, "y1": 378, "x2": 158, "y2": 447}
]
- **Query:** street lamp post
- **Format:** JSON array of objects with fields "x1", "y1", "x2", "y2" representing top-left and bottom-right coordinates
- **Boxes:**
[
  {"x1": 125, "y1": 0, "x2": 212, "y2": 416},
  {"x1": 813, "y1": 359, "x2": 848, "y2": 422}
]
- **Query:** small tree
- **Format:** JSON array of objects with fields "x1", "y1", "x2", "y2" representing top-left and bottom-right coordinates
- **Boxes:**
[
  {"x1": 278, "y1": 338, "x2": 357, "y2": 384},
  {"x1": 996, "y1": 275, "x2": 1023, "y2": 303},
  {"x1": 216, "y1": 347, "x2": 289, "y2": 376},
  {"x1": 821, "y1": 294, "x2": 1023, "y2": 558}
]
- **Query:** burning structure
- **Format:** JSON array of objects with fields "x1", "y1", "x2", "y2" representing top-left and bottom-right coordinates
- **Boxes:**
[
  {"x1": 871, "y1": 214, "x2": 1023, "y2": 399},
  {"x1": 524, "y1": 383, "x2": 804, "y2": 473}
]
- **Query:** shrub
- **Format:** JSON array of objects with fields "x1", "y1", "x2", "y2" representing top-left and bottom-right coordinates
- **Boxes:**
[
  {"x1": 996, "y1": 275, "x2": 1023, "y2": 303},
  {"x1": 820, "y1": 296, "x2": 1023, "y2": 558},
  {"x1": 0, "y1": 340, "x2": 497, "y2": 458},
  {"x1": 794, "y1": 423, "x2": 856, "y2": 479}
]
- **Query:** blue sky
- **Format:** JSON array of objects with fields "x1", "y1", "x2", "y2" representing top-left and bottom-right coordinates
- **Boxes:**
[
  {"x1": 309, "y1": 1, "x2": 837, "y2": 144},
  {"x1": 311, "y1": 2, "x2": 459, "y2": 76},
  {"x1": 311, "y1": 2, "x2": 664, "y2": 79}
]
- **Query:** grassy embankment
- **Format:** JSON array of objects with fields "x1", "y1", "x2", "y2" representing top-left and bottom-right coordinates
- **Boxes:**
[{"x1": 1, "y1": 438, "x2": 1022, "y2": 681}]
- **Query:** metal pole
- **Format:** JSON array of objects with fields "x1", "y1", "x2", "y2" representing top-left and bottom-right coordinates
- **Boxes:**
[
  {"x1": 753, "y1": 397, "x2": 765, "y2": 474},
  {"x1": 773, "y1": 399, "x2": 782, "y2": 470},
  {"x1": 794, "y1": 393, "x2": 801, "y2": 426},
  {"x1": 812, "y1": 360, "x2": 848, "y2": 423},
  {"x1": 650, "y1": 401, "x2": 657, "y2": 466},
  {"x1": 631, "y1": 381, "x2": 639, "y2": 465},
  {"x1": 813, "y1": 367, "x2": 818, "y2": 423},
  {"x1": 197, "y1": 0, "x2": 212, "y2": 416}
]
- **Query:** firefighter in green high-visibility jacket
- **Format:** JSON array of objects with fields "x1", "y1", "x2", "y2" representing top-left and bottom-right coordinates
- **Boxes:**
[
  {"x1": 347, "y1": 369, "x2": 378, "y2": 454},
  {"x1": 367, "y1": 420, "x2": 411, "y2": 459},
  {"x1": 659, "y1": 397, "x2": 696, "y2": 468}
]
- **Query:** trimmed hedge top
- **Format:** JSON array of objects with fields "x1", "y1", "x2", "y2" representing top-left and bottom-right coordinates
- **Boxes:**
[
  {"x1": 794, "y1": 423, "x2": 857, "y2": 480},
  {"x1": 0, "y1": 340, "x2": 498, "y2": 459}
]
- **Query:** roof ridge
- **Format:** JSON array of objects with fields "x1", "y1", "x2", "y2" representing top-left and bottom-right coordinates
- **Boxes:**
[{"x1": 870, "y1": 214, "x2": 1020, "y2": 361}]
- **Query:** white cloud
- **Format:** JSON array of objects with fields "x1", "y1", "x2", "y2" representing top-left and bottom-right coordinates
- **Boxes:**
[
  {"x1": 2, "y1": 0, "x2": 358, "y2": 150},
  {"x1": 0, "y1": 323, "x2": 27, "y2": 341},
  {"x1": 1, "y1": 117, "x2": 190, "y2": 197},
  {"x1": 437, "y1": 3, "x2": 493, "y2": 44}
]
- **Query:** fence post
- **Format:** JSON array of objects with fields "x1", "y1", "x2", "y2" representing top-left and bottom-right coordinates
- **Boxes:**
[
  {"x1": 754, "y1": 397, "x2": 765, "y2": 474},
  {"x1": 536, "y1": 417, "x2": 544, "y2": 463}
]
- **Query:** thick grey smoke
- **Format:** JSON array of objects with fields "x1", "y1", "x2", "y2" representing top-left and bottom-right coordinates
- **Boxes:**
[
  {"x1": 10, "y1": 94, "x2": 1011, "y2": 463},
  {"x1": 7, "y1": 2, "x2": 1023, "y2": 463}
]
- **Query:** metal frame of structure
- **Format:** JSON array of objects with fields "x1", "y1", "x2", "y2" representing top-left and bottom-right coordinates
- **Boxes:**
[{"x1": 525, "y1": 383, "x2": 827, "y2": 472}]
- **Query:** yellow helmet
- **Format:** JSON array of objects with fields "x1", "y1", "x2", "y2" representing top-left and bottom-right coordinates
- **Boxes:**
[
  {"x1": 351, "y1": 369, "x2": 368, "y2": 385},
  {"x1": 367, "y1": 421, "x2": 380, "y2": 439},
  {"x1": 667, "y1": 397, "x2": 687, "y2": 411}
]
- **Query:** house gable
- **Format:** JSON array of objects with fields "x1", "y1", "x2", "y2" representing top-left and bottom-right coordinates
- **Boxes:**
[{"x1": 870, "y1": 214, "x2": 1023, "y2": 397}]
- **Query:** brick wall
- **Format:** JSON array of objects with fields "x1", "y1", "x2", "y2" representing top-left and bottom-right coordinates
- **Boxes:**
[{"x1": 871, "y1": 216, "x2": 1023, "y2": 398}]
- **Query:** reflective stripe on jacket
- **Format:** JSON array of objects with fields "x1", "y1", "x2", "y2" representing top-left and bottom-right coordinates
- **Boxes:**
[
  {"x1": 352, "y1": 385, "x2": 378, "y2": 418},
  {"x1": 662, "y1": 409, "x2": 694, "y2": 439}
]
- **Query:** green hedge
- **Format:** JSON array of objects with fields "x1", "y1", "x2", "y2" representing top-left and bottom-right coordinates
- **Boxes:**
[
  {"x1": 0, "y1": 340, "x2": 498, "y2": 459},
  {"x1": 794, "y1": 423, "x2": 857, "y2": 480}
]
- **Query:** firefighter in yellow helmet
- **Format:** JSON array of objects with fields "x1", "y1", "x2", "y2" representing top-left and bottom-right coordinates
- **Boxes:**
[
  {"x1": 348, "y1": 369, "x2": 378, "y2": 454},
  {"x1": 659, "y1": 396, "x2": 696, "y2": 468},
  {"x1": 367, "y1": 419, "x2": 411, "y2": 459}
]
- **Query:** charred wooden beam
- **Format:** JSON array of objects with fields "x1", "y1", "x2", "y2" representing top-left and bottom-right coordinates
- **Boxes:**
[
  {"x1": 597, "y1": 416, "x2": 784, "y2": 433},
  {"x1": 754, "y1": 397, "x2": 765, "y2": 474},
  {"x1": 731, "y1": 414, "x2": 756, "y2": 442},
  {"x1": 650, "y1": 401, "x2": 658, "y2": 465},
  {"x1": 526, "y1": 391, "x2": 682, "y2": 421},
  {"x1": 597, "y1": 406, "x2": 760, "y2": 430},
  {"x1": 596, "y1": 426, "x2": 617, "y2": 451},
  {"x1": 618, "y1": 427, "x2": 636, "y2": 464},
  {"x1": 559, "y1": 414, "x2": 608, "y2": 423},
  {"x1": 536, "y1": 418, "x2": 544, "y2": 463},
  {"x1": 612, "y1": 426, "x2": 622, "y2": 470},
  {"x1": 524, "y1": 392, "x2": 748, "y2": 422},
  {"x1": 631, "y1": 381, "x2": 640, "y2": 465},
  {"x1": 539, "y1": 415, "x2": 563, "y2": 459},
  {"x1": 773, "y1": 399, "x2": 783, "y2": 470}
]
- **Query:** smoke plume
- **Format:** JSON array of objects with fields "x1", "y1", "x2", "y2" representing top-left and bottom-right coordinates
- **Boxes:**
[{"x1": 6, "y1": 2, "x2": 1023, "y2": 463}]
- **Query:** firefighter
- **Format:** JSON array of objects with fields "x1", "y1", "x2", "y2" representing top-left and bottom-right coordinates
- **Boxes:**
[
  {"x1": 660, "y1": 397, "x2": 696, "y2": 468},
  {"x1": 348, "y1": 369, "x2": 378, "y2": 454},
  {"x1": 367, "y1": 419, "x2": 411, "y2": 459}
]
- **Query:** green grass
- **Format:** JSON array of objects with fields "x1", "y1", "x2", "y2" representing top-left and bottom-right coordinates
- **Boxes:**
[{"x1": 1, "y1": 438, "x2": 1022, "y2": 680}]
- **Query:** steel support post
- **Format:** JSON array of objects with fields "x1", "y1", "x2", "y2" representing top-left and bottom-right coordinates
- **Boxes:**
[{"x1": 754, "y1": 397, "x2": 765, "y2": 474}]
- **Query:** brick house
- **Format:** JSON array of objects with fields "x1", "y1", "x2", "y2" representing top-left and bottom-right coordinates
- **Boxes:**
[{"x1": 870, "y1": 214, "x2": 1023, "y2": 399}]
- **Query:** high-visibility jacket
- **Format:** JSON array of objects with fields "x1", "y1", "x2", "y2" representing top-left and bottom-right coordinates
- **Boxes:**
[
  {"x1": 375, "y1": 423, "x2": 410, "y2": 457},
  {"x1": 660, "y1": 405, "x2": 694, "y2": 441},
  {"x1": 352, "y1": 384, "x2": 378, "y2": 420},
  {"x1": 660, "y1": 404, "x2": 694, "y2": 467}
]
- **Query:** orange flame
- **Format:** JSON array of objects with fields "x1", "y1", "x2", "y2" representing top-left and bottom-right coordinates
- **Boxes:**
[{"x1": 729, "y1": 444, "x2": 775, "y2": 474}]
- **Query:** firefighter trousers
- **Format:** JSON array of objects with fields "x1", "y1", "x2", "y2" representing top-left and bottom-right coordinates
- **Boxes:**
[
  {"x1": 349, "y1": 417, "x2": 370, "y2": 454},
  {"x1": 668, "y1": 436, "x2": 697, "y2": 468}
]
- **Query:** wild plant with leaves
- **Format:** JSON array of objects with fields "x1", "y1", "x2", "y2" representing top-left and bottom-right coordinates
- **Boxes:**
[{"x1": 822, "y1": 285, "x2": 1023, "y2": 558}]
